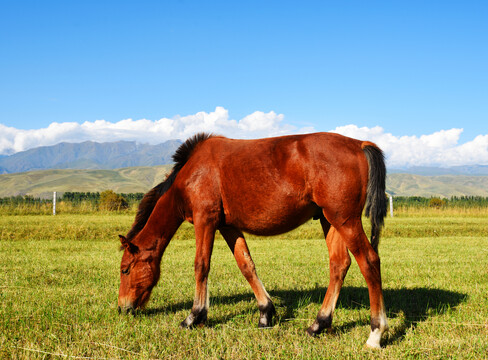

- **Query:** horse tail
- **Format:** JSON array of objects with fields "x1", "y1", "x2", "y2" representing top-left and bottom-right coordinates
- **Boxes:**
[
  {"x1": 125, "y1": 133, "x2": 214, "y2": 241},
  {"x1": 361, "y1": 142, "x2": 387, "y2": 253}
]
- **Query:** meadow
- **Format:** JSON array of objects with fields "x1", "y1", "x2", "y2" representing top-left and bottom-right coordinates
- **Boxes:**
[{"x1": 1, "y1": 208, "x2": 487, "y2": 359}]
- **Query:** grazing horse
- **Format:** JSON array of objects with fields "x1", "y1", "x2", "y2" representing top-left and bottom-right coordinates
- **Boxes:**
[{"x1": 118, "y1": 132, "x2": 388, "y2": 349}]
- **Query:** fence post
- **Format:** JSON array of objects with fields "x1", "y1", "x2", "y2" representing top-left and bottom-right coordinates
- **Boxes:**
[
  {"x1": 389, "y1": 194, "x2": 393, "y2": 217},
  {"x1": 53, "y1": 191, "x2": 56, "y2": 215}
]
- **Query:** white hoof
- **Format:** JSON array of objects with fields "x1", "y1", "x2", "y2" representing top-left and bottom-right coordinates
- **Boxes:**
[{"x1": 366, "y1": 328, "x2": 382, "y2": 349}]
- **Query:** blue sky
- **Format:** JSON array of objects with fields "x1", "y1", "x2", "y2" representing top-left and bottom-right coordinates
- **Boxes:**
[{"x1": 1, "y1": 1, "x2": 487, "y2": 167}]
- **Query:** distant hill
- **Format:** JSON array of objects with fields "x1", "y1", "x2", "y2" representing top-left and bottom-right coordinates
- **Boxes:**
[
  {"x1": 387, "y1": 173, "x2": 488, "y2": 197},
  {"x1": 0, "y1": 165, "x2": 172, "y2": 199},
  {"x1": 0, "y1": 140, "x2": 181, "y2": 174},
  {"x1": 1, "y1": 166, "x2": 487, "y2": 199},
  {"x1": 389, "y1": 165, "x2": 488, "y2": 176}
]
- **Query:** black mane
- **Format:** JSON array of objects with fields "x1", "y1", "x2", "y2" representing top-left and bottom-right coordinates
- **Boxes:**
[{"x1": 125, "y1": 133, "x2": 215, "y2": 242}]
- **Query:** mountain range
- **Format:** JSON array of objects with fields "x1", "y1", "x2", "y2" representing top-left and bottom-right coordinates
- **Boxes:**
[
  {"x1": 0, "y1": 140, "x2": 181, "y2": 174},
  {"x1": 2, "y1": 140, "x2": 488, "y2": 176},
  {"x1": 389, "y1": 165, "x2": 488, "y2": 176},
  {"x1": 0, "y1": 140, "x2": 487, "y2": 198}
]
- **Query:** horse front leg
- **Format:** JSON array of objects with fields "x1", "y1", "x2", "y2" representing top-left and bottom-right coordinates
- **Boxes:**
[
  {"x1": 220, "y1": 226, "x2": 275, "y2": 327},
  {"x1": 180, "y1": 220, "x2": 216, "y2": 328},
  {"x1": 307, "y1": 221, "x2": 351, "y2": 336}
]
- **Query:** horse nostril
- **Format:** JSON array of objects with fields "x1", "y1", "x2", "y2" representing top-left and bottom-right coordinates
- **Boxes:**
[{"x1": 118, "y1": 304, "x2": 135, "y2": 315}]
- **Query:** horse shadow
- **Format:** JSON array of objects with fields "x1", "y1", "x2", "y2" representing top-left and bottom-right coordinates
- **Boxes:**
[
  {"x1": 268, "y1": 286, "x2": 467, "y2": 345},
  {"x1": 143, "y1": 286, "x2": 467, "y2": 346}
]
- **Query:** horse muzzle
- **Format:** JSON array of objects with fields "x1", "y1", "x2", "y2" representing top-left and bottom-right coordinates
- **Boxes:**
[
  {"x1": 118, "y1": 298, "x2": 135, "y2": 315},
  {"x1": 118, "y1": 305, "x2": 136, "y2": 315}
]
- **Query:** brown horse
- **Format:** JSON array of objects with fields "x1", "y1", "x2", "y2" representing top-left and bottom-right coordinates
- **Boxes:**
[{"x1": 118, "y1": 132, "x2": 388, "y2": 348}]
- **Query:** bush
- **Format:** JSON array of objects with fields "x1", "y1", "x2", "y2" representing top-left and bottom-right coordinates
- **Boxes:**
[
  {"x1": 429, "y1": 197, "x2": 447, "y2": 209},
  {"x1": 99, "y1": 190, "x2": 129, "y2": 211}
]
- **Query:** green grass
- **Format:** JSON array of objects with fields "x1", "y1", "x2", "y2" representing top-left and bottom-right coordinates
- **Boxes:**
[{"x1": 1, "y1": 212, "x2": 487, "y2": 359}]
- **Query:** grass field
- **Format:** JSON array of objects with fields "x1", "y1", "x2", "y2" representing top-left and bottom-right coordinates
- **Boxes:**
[{"x1": 1, "y1": 210, "x2": 487, "y2": 359}]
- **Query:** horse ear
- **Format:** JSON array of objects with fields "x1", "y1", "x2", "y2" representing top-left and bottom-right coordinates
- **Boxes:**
[{"x1": 119, "y1": 235, "x2": 139, "y2": 254}]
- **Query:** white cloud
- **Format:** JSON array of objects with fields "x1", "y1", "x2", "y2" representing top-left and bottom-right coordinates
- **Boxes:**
[
  {"x1": 1, "y1": 108, "x2": 487, "y2": 168},
  {"x1": 331, "y1": 125, "x2": 488, "y2": 168},
  {"x1": 0, "y1": 107, "x2": 311, "y2": 155}
]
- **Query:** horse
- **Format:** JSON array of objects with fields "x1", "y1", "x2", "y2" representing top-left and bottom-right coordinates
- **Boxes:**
[{"x1": 118, "y1": 132, "x2": 388, "y2": 349}]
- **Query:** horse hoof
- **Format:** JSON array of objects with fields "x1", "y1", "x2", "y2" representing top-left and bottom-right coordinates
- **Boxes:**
[
  {"x1": 258, "y1": 302, "x2": 276, "y2": 328},
  {"x1": 365, "y1": 342, "x2": 382, "y2": 350},
  {"x1": 306, "y1": 321, "x2": 333, "y2": 337},
  {"x1": 180, "y1": 310, "x2": 207, "y2": 329},
  {"x1": 258, "y1": 322, "x2": 272, "y2": 329},
  {"x1": 180, "y1": 319, "x2": 191, "y2": 329},
  {"x1": 305, "y1": 326, "x2": 319, "y2": 337},
  {"x1": 180, "y1": 312, "x2": 195, "y2": 328},
  {"x1": 365, "y1": 328, "x2": 383, "y2": 349},
  {"x1": 180, "y1": 319, "x2": 205, "y2": 329}
]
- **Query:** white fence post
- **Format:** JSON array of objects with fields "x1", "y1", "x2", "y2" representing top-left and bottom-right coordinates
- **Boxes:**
[
  {"x1": 53, "y1": 191, "x2": 56, "y2": 215},
  {"x1": 389, "y1": 194, "x2": 393, "y2": 217}
]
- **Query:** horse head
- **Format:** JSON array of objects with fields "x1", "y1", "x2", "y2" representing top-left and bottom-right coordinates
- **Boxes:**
[{"x1": 117, "y1": 235, "x2": 160, "y2": 314}]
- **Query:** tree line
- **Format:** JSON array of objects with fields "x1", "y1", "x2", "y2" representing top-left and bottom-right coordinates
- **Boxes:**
[
  {"x1": 0, "y1": 191, "x2": 144, "y2": 211},
  {"x1": 2, "y1": 193, "x2": 488, "y2": 210},
  {"x1": 390, "y1": 196, "x2": 488, "y2": 208}
]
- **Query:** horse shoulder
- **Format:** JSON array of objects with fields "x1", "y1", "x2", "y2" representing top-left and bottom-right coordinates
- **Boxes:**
[{"x1": 172, "y1": 141, "x2": 224, "y2": 223}]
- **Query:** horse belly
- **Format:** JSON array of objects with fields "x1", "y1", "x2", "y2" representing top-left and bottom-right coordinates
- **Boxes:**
[{"x1": 223, "y1": 197, "x2": 319, "y2": 236}]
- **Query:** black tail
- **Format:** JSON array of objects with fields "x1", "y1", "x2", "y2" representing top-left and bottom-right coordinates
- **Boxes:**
[{"x1": 362, "y1": 143, "x2": 387, "y2": 253}]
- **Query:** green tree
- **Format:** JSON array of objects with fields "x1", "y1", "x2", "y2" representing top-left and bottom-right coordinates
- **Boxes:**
[
  {"x1": 99, "y1": 190, "x2": 128, "y2": 211},
  {"x1": 429, "y1": 197, "x2": 447, "y2": 209}
]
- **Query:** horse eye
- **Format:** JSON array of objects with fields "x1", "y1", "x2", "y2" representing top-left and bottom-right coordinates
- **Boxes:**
[{"x1": 121, "y1": 268, "x2": 130, "y2": 275}]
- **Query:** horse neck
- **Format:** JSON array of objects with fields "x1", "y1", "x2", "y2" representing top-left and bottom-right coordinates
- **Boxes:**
[{"x1": 136, "y1": 188, "x2": 183, "y2": 260}]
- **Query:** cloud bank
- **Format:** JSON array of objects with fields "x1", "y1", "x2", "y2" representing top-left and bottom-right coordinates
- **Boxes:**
[
  {"x1": 1, "y1": 107, "x2": 487, "y2": 168},
  {"x1": 0, "y1": 107, "x2": 306, "y2": 155},
  {"x1": 332, "y1": 125, "x2": 488, "y2": 168}
]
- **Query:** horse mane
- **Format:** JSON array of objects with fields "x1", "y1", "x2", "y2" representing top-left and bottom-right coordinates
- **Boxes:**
[{"x1": 124, "y1": 133, "x2": 215, "y2": 242}]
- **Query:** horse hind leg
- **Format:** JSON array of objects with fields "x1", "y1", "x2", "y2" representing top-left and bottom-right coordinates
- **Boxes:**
[
  {"x1": 307, "y1": 219, "x2": 351, "y2": 336},
  {"x1": 335, "y1": 218, "x2": 388, "y2": 349},
  {"x1": 220, "y1": 226, "x2": 275, "y2": 327}
]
